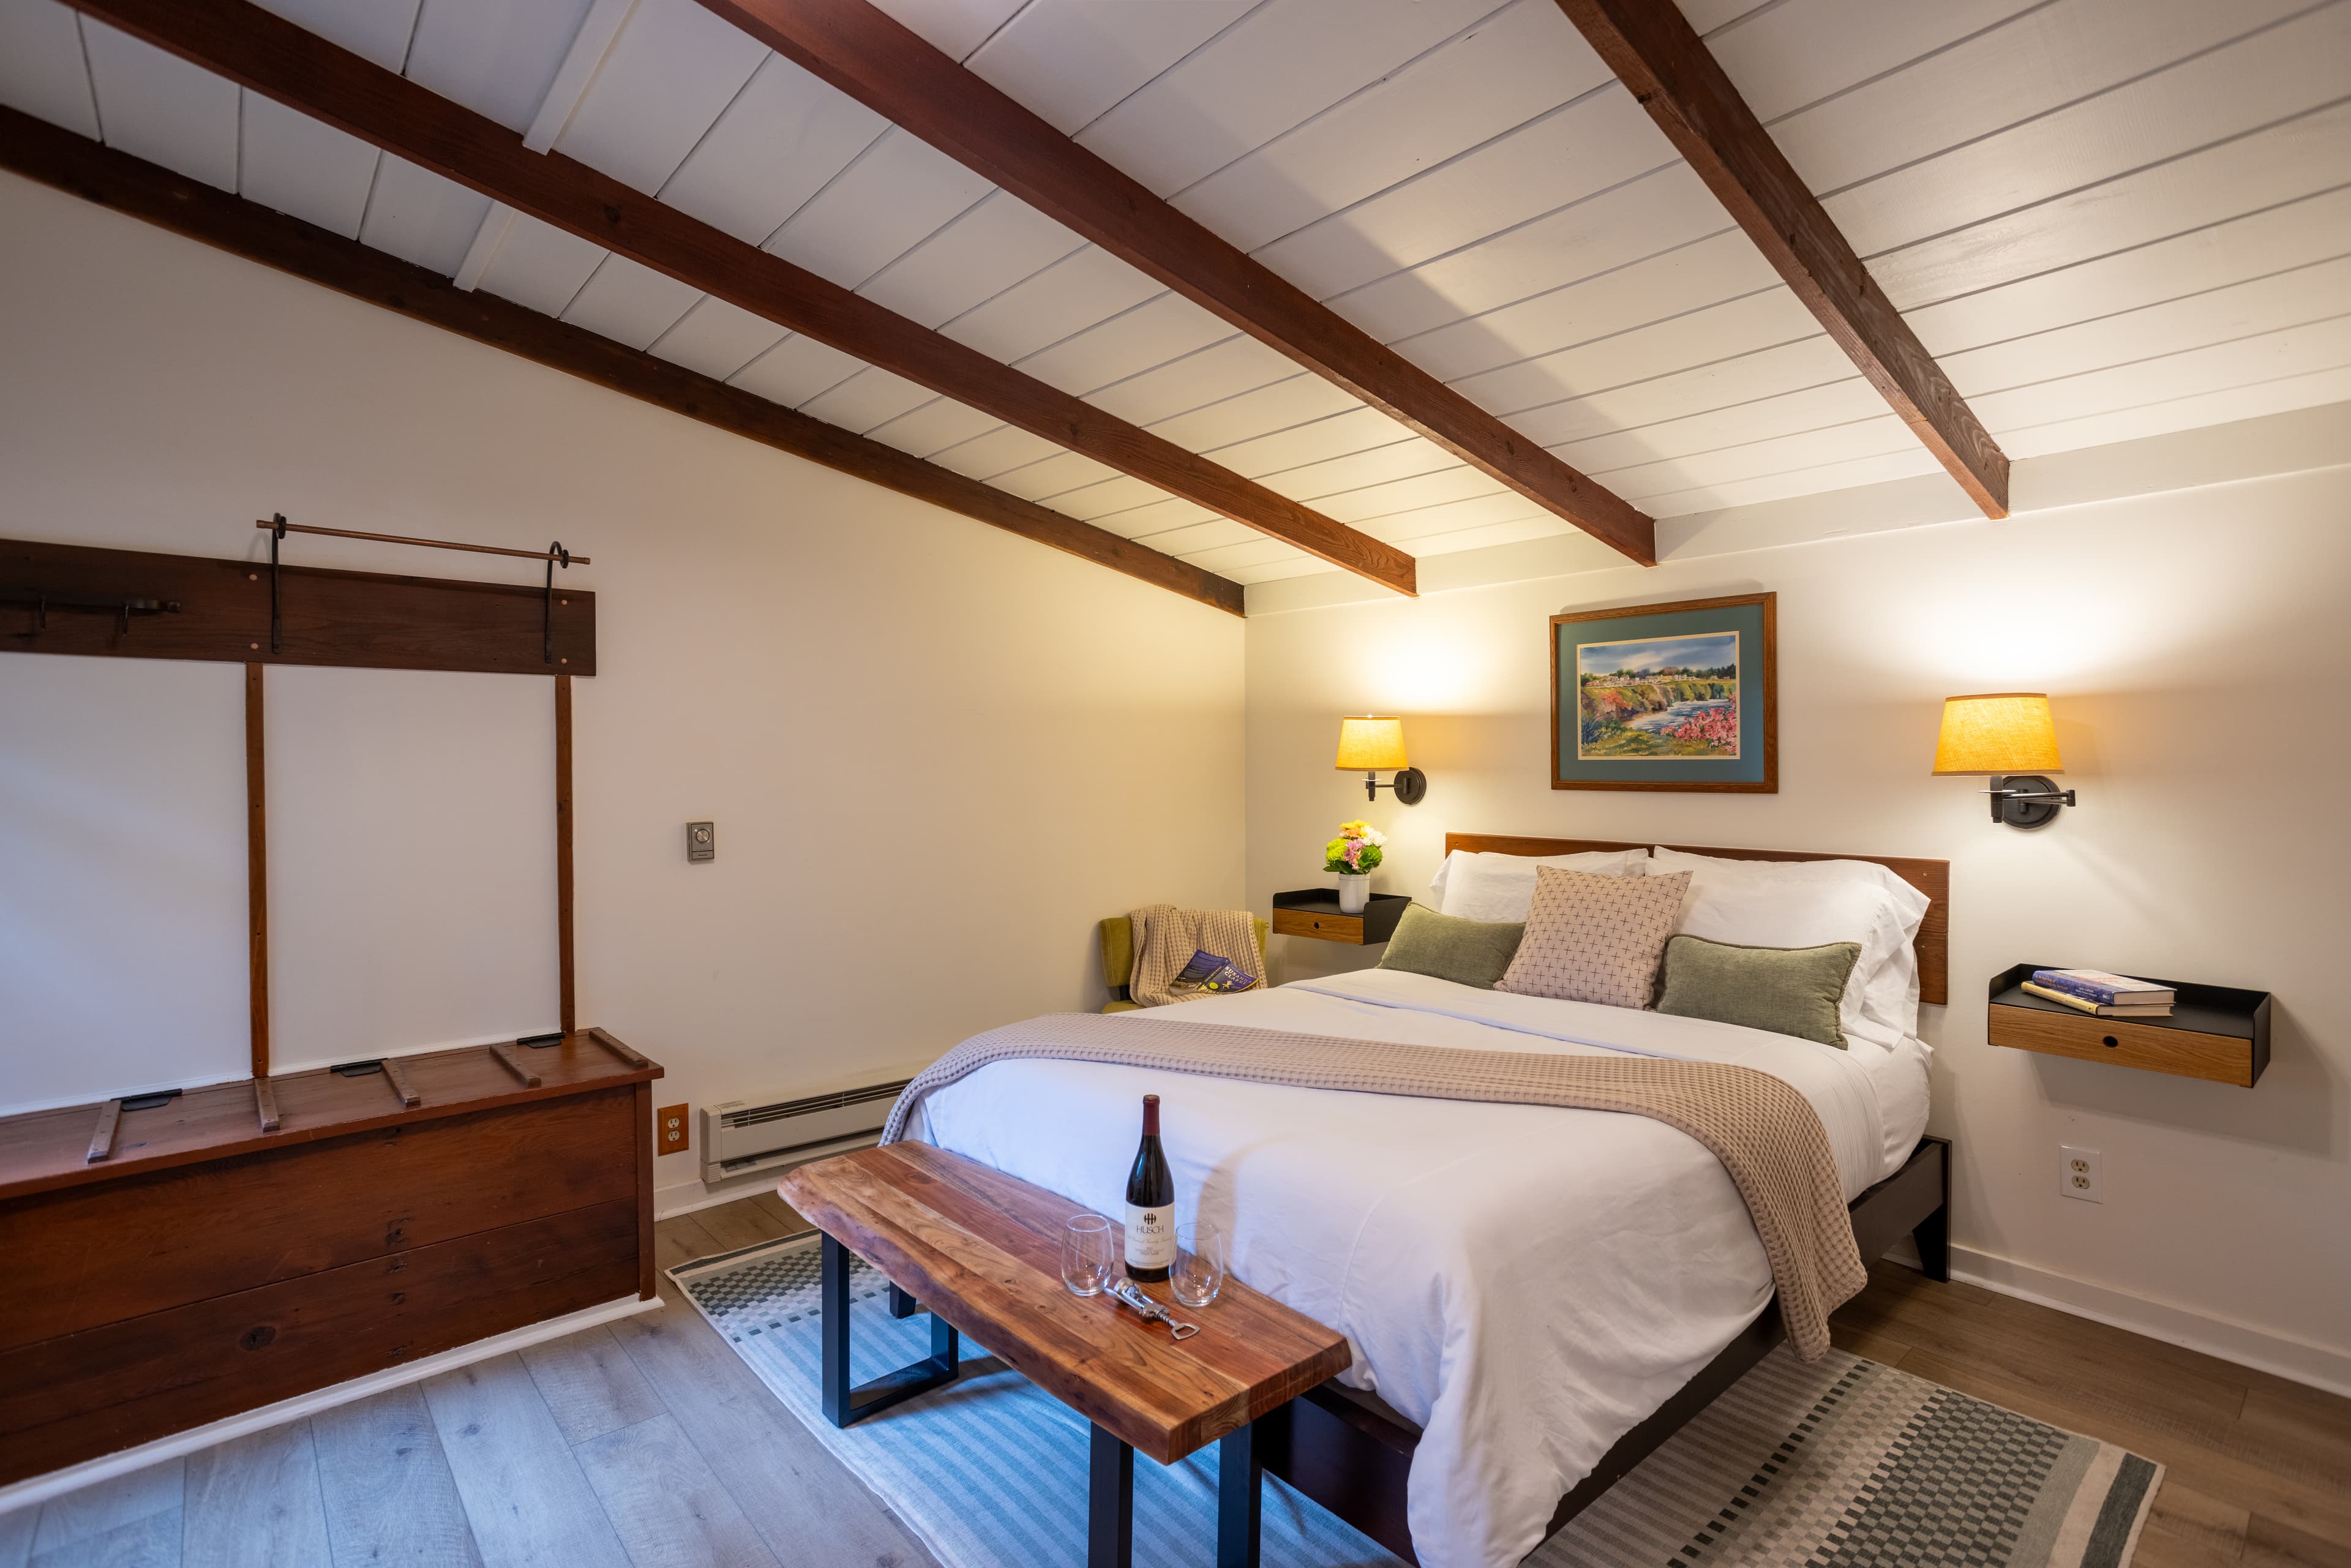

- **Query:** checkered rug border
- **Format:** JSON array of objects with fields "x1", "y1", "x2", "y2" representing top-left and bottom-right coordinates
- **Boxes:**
[{"x1": 673, "y1": 1236, "x2": 2161, "y2": 1568}]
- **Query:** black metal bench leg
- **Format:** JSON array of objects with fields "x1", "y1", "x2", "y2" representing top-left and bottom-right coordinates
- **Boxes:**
[
  {"x1": 888, "y1": 1283, "x2": 921, "y2": 1319},
  {"x1": 822, "y1": 1233, "x2": 852, "y2": 1427},
  {"x1": 1089, "y1": 1424, "x2": 1133, "y2": 1568},
  {"x1": 820, "y1": 1232, "x2": 960, "y2": 1428},
  {"x1": 1218, "y1": 1418, "x2": 1262, "y2": 1568}
]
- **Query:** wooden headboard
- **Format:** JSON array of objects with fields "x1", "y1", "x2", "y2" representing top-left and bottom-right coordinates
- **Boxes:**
[{"x1": 1444, "y1": 834, "x2": 1950, "y2": 1006}]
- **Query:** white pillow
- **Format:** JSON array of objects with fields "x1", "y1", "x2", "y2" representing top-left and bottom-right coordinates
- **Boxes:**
[
  {"x1": 1434, "y1": 847, "x2": 1649, "y2": 923},
  {"x1": 1646, "y1": 848, "x2": 1930, "y2": 1046}
]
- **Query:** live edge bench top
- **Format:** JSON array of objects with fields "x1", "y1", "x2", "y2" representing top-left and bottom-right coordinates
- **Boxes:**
[{"x1": 779, "y1": 1142, "x2": 1352, "y2": 1466}]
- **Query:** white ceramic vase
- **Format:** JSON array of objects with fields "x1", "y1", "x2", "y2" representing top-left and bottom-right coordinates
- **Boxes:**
[{"x1": 1337, "y1": 872, "x2": 1371, "y2": 914}]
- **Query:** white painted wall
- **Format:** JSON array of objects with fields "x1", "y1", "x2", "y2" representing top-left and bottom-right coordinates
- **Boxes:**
[
  {"x1": 0, "y1": 173, "x2": 1247, "y2": 1199},
  {"x1": 1247, "y1": 461, "x2": 2351, "y2": 1384},
  {"x1": 265, "y1": 666, "x2": 560, "y2": 1067},
  {"x1": 0, "y1": 656, "x2": 248, "y2": 1106}
]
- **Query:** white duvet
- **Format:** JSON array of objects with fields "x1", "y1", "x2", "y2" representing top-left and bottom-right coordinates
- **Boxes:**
[{"x1": 904, "y1": 969, "x2": 1930, "y2": 1568}]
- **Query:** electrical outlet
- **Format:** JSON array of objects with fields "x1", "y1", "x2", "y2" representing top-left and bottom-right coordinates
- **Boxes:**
[
  {"x1": 658, "y1": 1103, "x2": 689, "y2": 1155},
  {"x1": 2060, "y1": 1145, "x2": 2102, "y2": 1203}
]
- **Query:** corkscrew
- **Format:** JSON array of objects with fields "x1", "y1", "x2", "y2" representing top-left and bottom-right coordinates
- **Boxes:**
[{"x1": 1106, "y1": 1279, "x2": 1200, "y2": 1340}]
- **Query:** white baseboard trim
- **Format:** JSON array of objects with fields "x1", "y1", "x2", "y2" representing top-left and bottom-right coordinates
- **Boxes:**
[
  {"x1": 655, "y1": 1136, "x2": 883, "y2": 1221},
  {"x1": 1944, "y1": 1244, "x2": 2351, "y2": 1399},
  {"x1": 655, "y1": 1169, "x2": 786, "y2": 1220},
  {"x1": 0, "y1": 1293, "x2": 662, "y2": 1518}
]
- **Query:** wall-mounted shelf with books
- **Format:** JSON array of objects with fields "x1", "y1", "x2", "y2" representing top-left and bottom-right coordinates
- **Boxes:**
[{"x1": 1987, "y1": 964, "x2": 2270, "y2": 1086}]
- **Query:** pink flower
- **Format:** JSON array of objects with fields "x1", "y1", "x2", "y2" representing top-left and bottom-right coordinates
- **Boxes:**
[{"x1": 1668, "y1": 703, "x2": 1739, "y2": 748}]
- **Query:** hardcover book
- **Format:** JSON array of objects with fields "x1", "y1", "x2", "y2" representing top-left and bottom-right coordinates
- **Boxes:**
[
  {"x1": 2020, "y1": 981, "x2": 2172, "y2": 1018},
  {"x1": 2030, "y1": 968, "x2": 2176, "y2": 1006}
]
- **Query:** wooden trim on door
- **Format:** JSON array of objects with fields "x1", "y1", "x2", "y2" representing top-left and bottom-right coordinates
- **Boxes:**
[
  {"x1": 244, "y1": 662, "x2": 269, "y2": 1078},
  {"x1": 555, "y1": 673, "x2": 576, "y2": 1038}
]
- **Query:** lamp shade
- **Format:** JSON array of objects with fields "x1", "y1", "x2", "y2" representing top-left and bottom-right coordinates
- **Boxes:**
[
  {"x1": 1932, "y1": 693, "x2": 2063, "y2": 776},
  {"x1": 1335, "y1": 716, "x2": 1408, "y2": 771}
]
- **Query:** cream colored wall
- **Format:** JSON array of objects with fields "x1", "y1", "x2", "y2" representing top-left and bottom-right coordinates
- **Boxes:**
[
  {"x1": 1247, "y1": 463, "x2": 2351, "y2": 1385},
  {"x1": 0, "y1": 173, "x2": 1246, "y2": 1197}
]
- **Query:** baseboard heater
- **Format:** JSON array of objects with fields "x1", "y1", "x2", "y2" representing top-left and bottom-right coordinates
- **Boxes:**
[{"x1": 699, "y1": 1068, "x2": 917, "y2": 1187}]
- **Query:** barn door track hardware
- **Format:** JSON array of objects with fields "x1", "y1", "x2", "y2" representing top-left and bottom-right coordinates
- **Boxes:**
[{"x1": 257, "y1": 516, "x2": 590, "y2": 660}]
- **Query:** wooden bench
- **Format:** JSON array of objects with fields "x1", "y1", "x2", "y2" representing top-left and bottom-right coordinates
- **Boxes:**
[{"x1": 779, "y1": 1141, "x2": 1352, "y2": 1568}]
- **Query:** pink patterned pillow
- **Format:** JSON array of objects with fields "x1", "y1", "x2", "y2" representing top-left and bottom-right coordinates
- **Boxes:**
[{"x1": 1496, "y1": 867, "x2": 1692, "y2": 1009}]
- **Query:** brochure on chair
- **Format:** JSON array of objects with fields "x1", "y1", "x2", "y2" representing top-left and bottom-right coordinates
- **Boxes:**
[{"x1": 1169, "y1": 949, "x2": 1258, "y2": 994}]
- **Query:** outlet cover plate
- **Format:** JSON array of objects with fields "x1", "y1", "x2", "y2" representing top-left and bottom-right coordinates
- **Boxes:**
[
  {"x1": 2060, "y1": 1144, "x2": 2103, "y2": 1202},
  {"x1": 658, "y1": 1103, "x2": 689, "y2": 1155}
]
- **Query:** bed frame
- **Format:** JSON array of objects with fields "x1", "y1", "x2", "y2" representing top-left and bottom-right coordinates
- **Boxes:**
[{"x1": 1253, "y1": 833, "x2": 1954, "y2": 1562}]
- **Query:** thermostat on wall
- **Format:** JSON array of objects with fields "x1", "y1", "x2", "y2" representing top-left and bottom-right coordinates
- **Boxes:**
[{"x1": 686, "y1": 821, "x2": 715, "y2": 863}]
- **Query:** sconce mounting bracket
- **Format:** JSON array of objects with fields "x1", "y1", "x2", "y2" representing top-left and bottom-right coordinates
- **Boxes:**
[{"x1": 1987, "y1": 774, "x2": 2075, "y2": 830}]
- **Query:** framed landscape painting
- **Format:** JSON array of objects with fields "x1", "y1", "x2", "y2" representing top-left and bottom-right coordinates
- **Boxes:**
[{"x1": 1551, "y1": 591, "x2": 1777, "y2": 792}]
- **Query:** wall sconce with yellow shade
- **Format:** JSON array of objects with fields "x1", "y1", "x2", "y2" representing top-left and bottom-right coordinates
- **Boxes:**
[
  {"x1": 1336, "y1": 716, "x2": 1427, "y2": 805},
  {"x1": 1933, "y1": 693, "x2": 2077, "y2": 828}
]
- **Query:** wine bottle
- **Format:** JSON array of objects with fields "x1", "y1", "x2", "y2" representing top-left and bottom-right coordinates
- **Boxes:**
[{"x1": 1123, "y1": 1093, "x2": 1176, "y2": 1283}]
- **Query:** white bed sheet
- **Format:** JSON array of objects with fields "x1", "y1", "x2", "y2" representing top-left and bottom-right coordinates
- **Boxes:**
[{"x1": 905, "y1": 970, "x2": 1929, "y2": 1568}]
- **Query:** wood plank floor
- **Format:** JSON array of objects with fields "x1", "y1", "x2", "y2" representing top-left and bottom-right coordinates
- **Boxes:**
[{"x1": 6, "y1": 1198, "x2": 2345, "y2": 1567}]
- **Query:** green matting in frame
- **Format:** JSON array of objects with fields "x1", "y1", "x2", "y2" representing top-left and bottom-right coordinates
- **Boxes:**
[{"x1": 1552, "y1": 591, "x2": 1777, "y2": 792}]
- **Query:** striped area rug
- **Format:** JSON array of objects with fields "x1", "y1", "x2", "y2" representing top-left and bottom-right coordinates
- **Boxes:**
[{"x1": 673, "y1": 1234, "x2": 2160, "y2": 1568}]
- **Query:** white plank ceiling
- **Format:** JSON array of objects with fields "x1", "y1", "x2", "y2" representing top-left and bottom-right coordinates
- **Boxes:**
[{"x1": 4, "y1": 0, "x2": 2345, "y2": 587}]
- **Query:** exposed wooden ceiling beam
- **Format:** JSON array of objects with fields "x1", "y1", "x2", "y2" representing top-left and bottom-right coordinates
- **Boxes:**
[
  {"x1": 68, "y1": 0, "x2": 1412, "y2": 597},
  {"x1": 697, "y1": 0, "x2": 1660, "y2": 568},
  {"x1": 0, "y1": 105, "x2": 1245, "y2": 617},
  {"x1": 1553, "y1": 0, "x2": 2010, "y2": 516}
]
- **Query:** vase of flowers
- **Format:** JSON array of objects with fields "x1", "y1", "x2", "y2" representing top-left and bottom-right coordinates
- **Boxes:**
[{"x1": 1324, "y1": 819, "x2": 1385, "y2": 914}]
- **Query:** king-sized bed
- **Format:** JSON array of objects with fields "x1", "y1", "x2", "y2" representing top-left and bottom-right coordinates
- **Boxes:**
[{"x1": 895, "y1": 835, "x2": 1952, "y2": 1568}]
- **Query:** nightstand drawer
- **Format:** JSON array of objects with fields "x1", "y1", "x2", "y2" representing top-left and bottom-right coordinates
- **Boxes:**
[
  {"x1": 1987, "y1": 1005, "x2": 2254, "y2": 1086},
  {"x1": 1272, "y1": 907, "x2": 1365, "y2": 943}
]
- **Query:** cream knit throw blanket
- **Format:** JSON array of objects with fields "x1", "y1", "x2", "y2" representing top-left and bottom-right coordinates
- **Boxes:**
[
  {"x1": 882, "y1": 1012, "x2": 1866, "y2": 1359},
  {"x1": 1124, "y1": 903, "x2": 1265, "y2": 1008}
]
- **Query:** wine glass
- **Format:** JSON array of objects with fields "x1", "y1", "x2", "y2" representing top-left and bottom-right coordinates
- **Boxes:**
[
  {"x1": 1062, "y1": 1214, "x2": 1114, "y2": 1297},
  {"x1": 1172, "y1": 1220, "x2": 1224, "y2": 1308}
]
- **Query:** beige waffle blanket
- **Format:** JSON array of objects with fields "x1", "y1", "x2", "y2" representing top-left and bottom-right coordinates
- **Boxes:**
[
  {"x1": 882, "y1": 1011, "x2": 1865, "y2": 1359},
  {"x1": 1123, "y1": 903, "x2": 1266, "y2": 1008}
]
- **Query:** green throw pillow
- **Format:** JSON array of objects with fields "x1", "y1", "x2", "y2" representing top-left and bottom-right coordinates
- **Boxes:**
[
  {"x1": 1654, "y1": 935, "x2": 1861, "y2": 1049},
  {"x1": 1377, "y1": 904, "x2": 1524, "y2": 990}
]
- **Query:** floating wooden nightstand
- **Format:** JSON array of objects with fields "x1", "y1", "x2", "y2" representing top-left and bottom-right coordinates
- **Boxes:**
[
  {"x1": 1271, "y1": 890, "x2": 1411, "y2": 945},
  {"x1": 1987, "y1": 965, "x2": 2270, "y2": 1086}
]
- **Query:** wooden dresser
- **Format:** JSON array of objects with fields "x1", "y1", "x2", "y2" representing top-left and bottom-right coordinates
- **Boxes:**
[{"x1": 0, "y1": 1030, "x2": 659, "y2": 1487}]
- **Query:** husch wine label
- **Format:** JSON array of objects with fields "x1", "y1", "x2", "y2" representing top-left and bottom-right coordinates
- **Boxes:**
[{"x1": 1125, "y1": 1202, "x2": 1176, "y2": 1271}]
